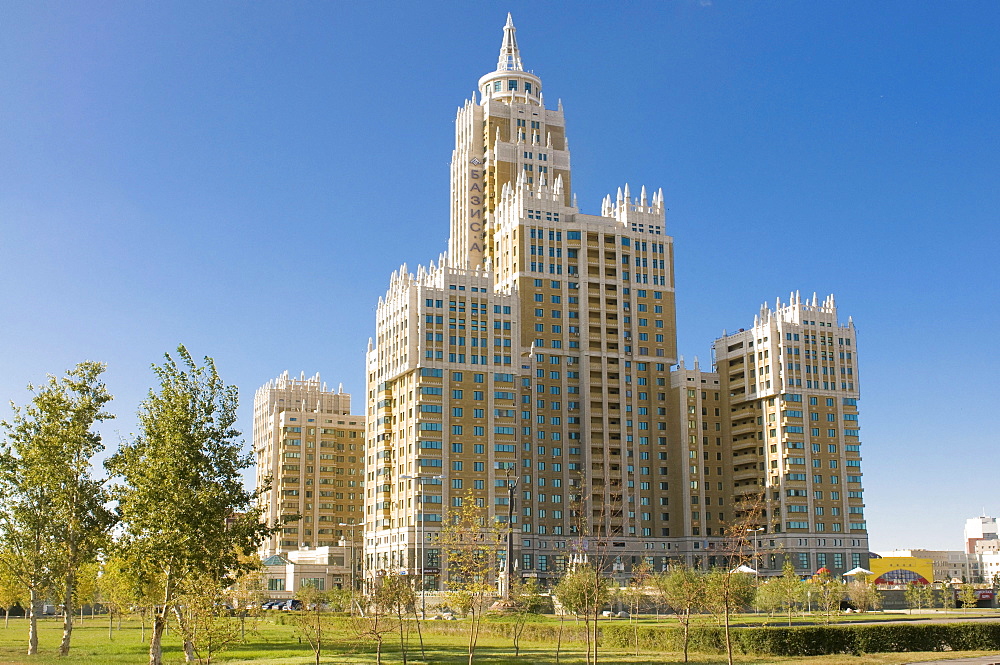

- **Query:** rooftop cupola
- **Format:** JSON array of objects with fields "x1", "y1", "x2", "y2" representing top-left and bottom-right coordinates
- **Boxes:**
[{"x1": 478, "y1": 14, "x2": 542, "y2": 106}]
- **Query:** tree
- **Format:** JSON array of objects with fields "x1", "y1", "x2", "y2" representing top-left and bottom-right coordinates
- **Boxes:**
[
  {"x1": 651, "y1": 562, "x2": 704, "y2": 663},
  {"x1": 97, "y1": 556, "x2": 140, "y2": 638},
  {"x1": 761, "y1": 560, "x2": 807, "y2": 625},
  {"x1": 937, "y1": 582, "x2": 955, "y2": 610},
  {"x1": 705, "y1": 492, "x2": 766, "y2": 665},
  {"x1": 382, "y1": 574, "x2": 416, "y2": 665},
  {"x1": 72, "y1": 561, "x2": 101, "y2": 624},
  {"x1": 227, "y1": 556, "x2": 266, "y2": 641},
  {"x1": 904, "y1": 580, "x2": 928, "y2": 613},
  {"x1": 290, "y1": 580, "x2": 330, "y2": 665},
  {"x1": 105, "y1": 346, "x2": 276, "y2": 665},
  {"x1": 754, "y1": 577, "x2": 782, "y2": 618},
  {"x1": 774, "y1": 560, "x2": 807, "y2": 624},
  {"x1": 958, "y1": 584, "x2": 978, "y2": 613},
  {"x1": 352, "y1": 576, "x2": 401, "y2": 665},
  {"x1": 814, "y1": 569, "x2": 845, "y2": 623},
  {"x1": 846, "y1": 574, "x2": 881, "y2": 613},
  {"x1": 0, "y1": 361, "x2": 114, "y2": 656},
  {"x1": 440, "y1": 492, "x2": 500, "y2": 665},
  {"x1": 623, "y1": 560, "x2": 652, "y2": 656},
  {"x1": 508, "y1": 577, "x2": 547, "y2": 657},
  {"x1": 174, "y1": 573, "x2": 243, "y2": 665},
  {"x1": 703, "y1": 569, "x2": 756, "y2": 665},
  {"x1": 554, "y1": 564, "x2": 612, "y2": 665},
  {"x1": 0, "y1": 557, "x2": 26, "y2": 628}
]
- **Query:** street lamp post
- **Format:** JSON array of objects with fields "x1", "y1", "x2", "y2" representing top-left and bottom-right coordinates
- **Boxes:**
[
  {"x1": 749, "y1": 527, "x2": 765, "y2": 572},
  {"x1": 401, "y1": 473, "x2": 443, "y2": 617},
  {"x1": 504, "y1": 471, "x2": 519, "y2": 601},
  {"x1": 337, "y1": 523, "x2": 358, "y2": 592}
]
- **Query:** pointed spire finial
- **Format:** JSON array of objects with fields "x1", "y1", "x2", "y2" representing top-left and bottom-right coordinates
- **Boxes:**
[{"x1": 497, "y1": 13, "x2": 523, "y2": 72}]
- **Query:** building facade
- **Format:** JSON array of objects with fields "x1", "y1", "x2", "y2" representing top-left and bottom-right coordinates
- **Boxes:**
[
  {"x1": 254, "y1": 371, "x2": 365, "y2": 557},
  {"x1": 874, "y1": 549, "x2": 971, "y2": 583},
  {"x1": 713, "y1": 294, "x2": 869, "y2": 577},
  {"x1": 964, "y1": 515, "x2": 998, "y2": 555},
  {"x1": 362, "y1": 16, "x2": 868, "y2": 586},
  {"x1": 262, "y1": 545, "x2": 359, "y2": 600}
]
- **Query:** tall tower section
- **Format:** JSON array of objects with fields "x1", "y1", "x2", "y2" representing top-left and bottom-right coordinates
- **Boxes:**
[
  {"x1": 367, "y1": 15, "x2": 680, "y2": 589},
  {"x1": 714, "y1": 294, "x2": 868, "y2": 576},
  {"x1": 449, "y1": 14, "x2": 571, "y2": 269}
]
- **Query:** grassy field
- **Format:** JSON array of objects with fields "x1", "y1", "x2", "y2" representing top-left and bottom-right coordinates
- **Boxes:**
[{"x1": 0, "y1": 614, "x2": 998, "y2": 665}]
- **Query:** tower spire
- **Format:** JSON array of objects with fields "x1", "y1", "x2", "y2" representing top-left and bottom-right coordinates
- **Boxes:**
[{"x1": 497, "y1": 13, "x2": 523, "y2": 72}]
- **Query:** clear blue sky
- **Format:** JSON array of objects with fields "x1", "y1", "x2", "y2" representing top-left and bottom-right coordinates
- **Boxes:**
[{"x1": 3, "y1": 1, "x2": 998, "y2": 552}]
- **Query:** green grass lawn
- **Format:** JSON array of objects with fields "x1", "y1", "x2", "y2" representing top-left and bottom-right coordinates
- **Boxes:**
[{"x1": 0, "y1": 614, "x2": 997, "y2": 665}]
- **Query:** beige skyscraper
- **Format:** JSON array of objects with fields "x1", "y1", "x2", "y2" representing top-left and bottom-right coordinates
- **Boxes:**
[
  {"x1": 364, "y1": 16, "x2": 868, "y2": 586},
  {"x1": 254, "y1": 371, "x2": 365, "y2": 557},
  {"x1": 714, "y1": 293, "x2": 868, "y2": 575},
  {"x1": 366, "y1": 16, "x2": 678, "y2": 587}
]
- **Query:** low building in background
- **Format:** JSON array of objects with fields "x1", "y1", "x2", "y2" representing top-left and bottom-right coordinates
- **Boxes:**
[
  {"x1": 869, "y1": 555, "x2": 934, "y2": 585},
  {"x1": 262, "y1": 544, "x2": 360, "y2": 600},
  {"x1": 874, "y1": 549, "x2": 969, "y2": 583}
]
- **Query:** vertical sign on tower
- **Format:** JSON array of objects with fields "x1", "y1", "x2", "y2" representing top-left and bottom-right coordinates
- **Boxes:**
[{"x1": 469, "y1": 157, "x2": 483, "y2": 256}]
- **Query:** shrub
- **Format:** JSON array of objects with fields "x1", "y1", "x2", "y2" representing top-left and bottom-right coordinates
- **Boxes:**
[{"x1": 601, "y1": 621, "x2": 1000, "y2": 656}]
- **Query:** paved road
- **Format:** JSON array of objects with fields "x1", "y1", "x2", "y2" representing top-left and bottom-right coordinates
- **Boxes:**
[{"x1": 906, "y1": 657, "x2": 1000, "y2": 665}]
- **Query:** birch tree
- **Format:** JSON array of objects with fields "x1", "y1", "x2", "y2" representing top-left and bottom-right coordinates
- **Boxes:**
[
  {"x1": 0, "y1": 361, "x2": 114, "y2": 656},
  {"x1": 106, "y1": 346, "x2": 275, "y2": 665}
]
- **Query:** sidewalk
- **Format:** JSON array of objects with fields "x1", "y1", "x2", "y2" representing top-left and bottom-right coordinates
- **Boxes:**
[{"x1": 907, "y1": 656, "x2": 1000, "y2": 665}]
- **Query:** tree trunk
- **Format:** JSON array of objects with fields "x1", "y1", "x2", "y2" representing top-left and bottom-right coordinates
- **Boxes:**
[
  {"x1": 724, "y1": 598, "x2": 733, "y2": 665},
  {"x1": 60, "y1": 570, "x2": 76, "y2": 656},
  {"x1": 682, "y1": 616, "x2": 690, "y2": 663},
  {"x1": 467, "y1": 607, "x2": 475, "y2": 665},
  {"x1": 27, "y1": 589, "x2": 39, "y2": 656},
  {"x1": 172, "y1": 605, "x2": 195, "y2": 662},
  {"x1": 398, "y1": 608, "x2": 408, "y2": 665},
  {"x1": 149, "y1": 610, "x2": 166, "y2": 665},
  {"x1": 413, "y1": 601, "x2": 425, "y2": 660},
  {"x1": 594, "y1": 604, "x2": 601, "y2": 665},
  {"x1": 556, "y1": 613, "x2": 563, "y2": 664},
  {"x1": 315, "y1": 607, "x2": 323, "y2": 665}
]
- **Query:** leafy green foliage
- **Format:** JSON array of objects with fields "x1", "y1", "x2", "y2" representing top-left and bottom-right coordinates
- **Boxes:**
[
  {"x1": 0, "y1": 361, "x2": 114, "y2": 655},
  {"x1": 650, "y1": 563, "x2": 704, "y2": 662},
  {"x1": 845, "y1": 573, "x2": 881, "y2": 613},
  {"x1": 554, "y1": 564, "x2": 612, "y2": 665},
  {"x1": 440, "y1": 491, "x2": 500, "y2": 665},
  {"x1": 813, "y1": 569, "x2": 845, "y2": 624},
  {"x1": 105, "y1": 346, "x2": 276, "y2": 665}
]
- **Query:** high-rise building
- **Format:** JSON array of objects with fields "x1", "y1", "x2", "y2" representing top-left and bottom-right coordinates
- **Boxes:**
[
  {"x1": 366, "y1": 15, "x2": 678, "y2": 587},
  {"x1": 964, "y1": 515, "x2": 998, "y2": 554},
  {"x1": 363, "y1": 16, "x2": 868, "y2": 585},
  {"x1": 254, "y1": 371, "x2": 365, "y2": 557},
  {"x1": 713, "y1": 293, "x2": 868, "y2": 575}
]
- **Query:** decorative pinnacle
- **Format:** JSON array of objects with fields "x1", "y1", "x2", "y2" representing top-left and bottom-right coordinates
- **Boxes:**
[{"x1": 497, "y1": 13, "x2": 523, "y2": 72}]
